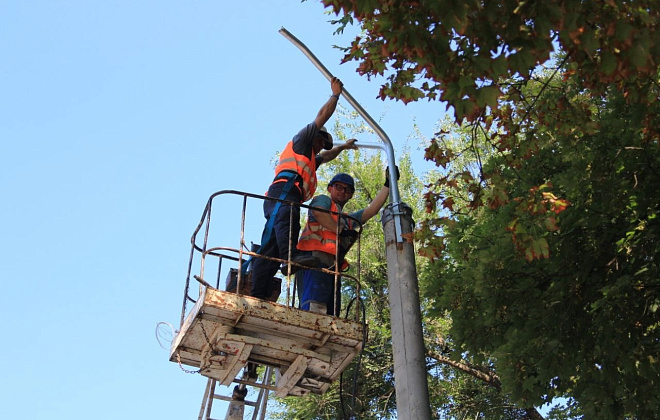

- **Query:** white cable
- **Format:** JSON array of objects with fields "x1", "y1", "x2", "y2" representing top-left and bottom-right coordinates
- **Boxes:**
[{"x1": 155, "y1": 321, "x2": 177, "y2": 349}]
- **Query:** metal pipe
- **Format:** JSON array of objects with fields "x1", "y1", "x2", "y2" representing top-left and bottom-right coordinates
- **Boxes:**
[
  {"x1": 257, "y1": 367, "x2": 273, "y2": 420},
  {"x1": 352, "y1": 141, "x2": 386, "y2": 152},
  {"x1": 279, "y1": 27, "x2": 404, "y2": 242},
  {"x1": 238, "y1": 194, "x2": 248, "y2": 294}
]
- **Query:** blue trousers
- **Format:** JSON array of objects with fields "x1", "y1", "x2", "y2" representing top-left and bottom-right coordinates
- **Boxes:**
[
  {"x1": 299, "y1": 267, "x2": 342, "y2": 316},
  {"x1": 250, "y1": 182, "x2": 301, "y2": 299}
]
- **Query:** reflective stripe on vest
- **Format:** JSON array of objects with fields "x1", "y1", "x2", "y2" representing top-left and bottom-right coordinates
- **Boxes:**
[
  {"x1": 298, "y1": 200, "x2": 339, "y2": 255},
  {"x1": 273, "y1": 141, "x2": 317, "y2": 201}
]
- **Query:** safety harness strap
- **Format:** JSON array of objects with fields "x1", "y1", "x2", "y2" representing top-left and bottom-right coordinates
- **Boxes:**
[{"x1": 241, "y1": 172, "x2": 298, "y2": 274}]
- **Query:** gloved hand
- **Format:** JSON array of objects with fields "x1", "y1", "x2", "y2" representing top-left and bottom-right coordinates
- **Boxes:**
[
  {"x1": 384, "y1": 165, "x2": 400, "y2": 188},
  {"x1": 339, "y1": 229, "x2": 359, "y2": 247},
  {"x1": 336, "y1": 229, "x2": 360, "y2": 272}
]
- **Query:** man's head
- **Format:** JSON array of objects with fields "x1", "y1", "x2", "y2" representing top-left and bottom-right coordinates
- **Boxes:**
[
  {"x1": 313, "y1": 126, "x2": 333, "y2": 153},
  {"x1": 328, "y1": 173, "x2": 355, "y2": 205}
]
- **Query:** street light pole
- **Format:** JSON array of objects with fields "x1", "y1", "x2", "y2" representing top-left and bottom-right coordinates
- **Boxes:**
[{"x1": 382, "y1": 203, "x2": 431, "y2": 419}]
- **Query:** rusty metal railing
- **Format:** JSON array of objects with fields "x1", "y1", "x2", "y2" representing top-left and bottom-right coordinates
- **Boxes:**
[{"x1": 178, "y1": 190, "x2": 364, "y2": 327}]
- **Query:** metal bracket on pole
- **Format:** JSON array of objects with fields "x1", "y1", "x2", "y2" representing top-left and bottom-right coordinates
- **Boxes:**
[{"x1": 279, "y1": 27, "x2": 405, "y2": 242}]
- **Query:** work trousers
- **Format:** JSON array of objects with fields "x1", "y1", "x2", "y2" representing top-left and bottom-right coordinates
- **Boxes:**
[
  {"x1": 250, "y1": 182, "x2": 302, "y2": 299},
  {"x1": 299, "y1": 266, "x2": 342, "y2": 316}
]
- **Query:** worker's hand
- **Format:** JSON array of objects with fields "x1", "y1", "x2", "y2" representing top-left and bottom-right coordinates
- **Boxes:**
[
  {"x1": 331, "y1": 77, "x2": 344, "y2": 96},
  {"x1": 339, "y1": 228, "x2": 359, "y2": 242},
  {"x1": 385, "y1": 165, "x2": 400, "y2": 188},
  {"x1": 343, "y1": 139, "x2": 358, "y2": 150}
]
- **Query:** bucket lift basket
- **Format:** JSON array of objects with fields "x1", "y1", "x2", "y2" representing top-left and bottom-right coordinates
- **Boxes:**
[{"x1": 169, "y1": 190, "x2": 366, "y2": 398}]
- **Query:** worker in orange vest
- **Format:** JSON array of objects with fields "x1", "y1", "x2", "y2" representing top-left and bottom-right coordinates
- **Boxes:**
[
  {"x1": 297, "y1": 169, "x2": 396, "y2": 316},
  {"x1": 250, "y1": 77, "x2": 358, "y2": 300}
]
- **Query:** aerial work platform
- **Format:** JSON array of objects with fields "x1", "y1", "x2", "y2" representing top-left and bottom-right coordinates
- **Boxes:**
[
  {"x1": 170, "y1": 285, "x2": 365, "y2": 397},
  {"x1": 169, "y1": 188, "x2": 367, "y2": 420}
]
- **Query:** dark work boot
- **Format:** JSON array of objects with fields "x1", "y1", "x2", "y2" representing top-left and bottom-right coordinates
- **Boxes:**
[{"x1": 281, "y1": 254, "x2": 319, "y2": 276}]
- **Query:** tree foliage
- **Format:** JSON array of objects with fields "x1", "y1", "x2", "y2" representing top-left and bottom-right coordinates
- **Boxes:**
[
  {"x1": 325, "y1": 0, "x2": 659, "y2": 125},
  {"x1": 425, "y1": 71, "x2": 660, "y2": 419},
  {"x1": 323, "y1": 0, "x2": 660, "y2": 258},
  {"x1": 313, "y1": 1, "x2": 660, "y2": 419}
]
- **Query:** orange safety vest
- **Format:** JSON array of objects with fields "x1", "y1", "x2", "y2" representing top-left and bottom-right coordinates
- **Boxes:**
[
  {"x1": 298, "y1": 200, "x2": 349, "y2": 270},
  {"x1": 272, "y1": 141, "x2": 317, "y2": 202}
]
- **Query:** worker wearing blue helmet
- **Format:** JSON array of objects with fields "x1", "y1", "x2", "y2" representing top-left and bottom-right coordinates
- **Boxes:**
[{"x1": 297, "y1": 169, "x2": 397, "y2": 316}]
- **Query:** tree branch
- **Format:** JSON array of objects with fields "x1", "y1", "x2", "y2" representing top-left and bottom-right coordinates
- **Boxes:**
[
  {"x1": 426, "y1": 349, "x2": 502, "y2": 391},
  {"x1": 426, "y1": 349, "x2": 547, "y2": 420}
]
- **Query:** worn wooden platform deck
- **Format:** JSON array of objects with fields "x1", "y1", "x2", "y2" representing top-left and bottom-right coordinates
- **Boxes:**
[{"x1": 170, "y1": 287, "x2": 365, "y2": 397}]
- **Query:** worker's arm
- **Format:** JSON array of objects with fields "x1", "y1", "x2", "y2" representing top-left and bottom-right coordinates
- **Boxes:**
[
  {"x1": 307, "y1": 195, "x2": 342, "y2": 232},
  {"x1": 360, "y1": 166, "x2": 399, "y2": 222},
  {"x1": 314, "y1": 77, "x2": 343, "y2": 129},
  {"x1": 311, "y1": 209, "x2": 340, "y2": 232},
  {"x1": 318, "y1": 139, "x2": 358, "y2": 164},
  {"x1": 314, "y1": 185, "x2": 388, "y2": 231},
  {"x1": 360, "y1": 186, "x2": 390, "y2": 223}
]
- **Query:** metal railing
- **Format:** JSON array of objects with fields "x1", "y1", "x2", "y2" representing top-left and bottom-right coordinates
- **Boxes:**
[{"x1": 179, "y1": 190, "x2": 364, "y2": 326}]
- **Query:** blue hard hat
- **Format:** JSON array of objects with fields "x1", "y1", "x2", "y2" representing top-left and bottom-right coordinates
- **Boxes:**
[{"x1": 328, "y1": 173, "x2": 355, "y2": 190}]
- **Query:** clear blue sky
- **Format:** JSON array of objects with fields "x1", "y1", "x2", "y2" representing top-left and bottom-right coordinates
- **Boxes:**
[{"x1": 1, "y1": 1, "x2": 445, "y2": 419}]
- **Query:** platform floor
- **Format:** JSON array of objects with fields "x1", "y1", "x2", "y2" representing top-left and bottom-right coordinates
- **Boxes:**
[{"x1": 170, "y1": 287, "x2": 365, "y2": 397}]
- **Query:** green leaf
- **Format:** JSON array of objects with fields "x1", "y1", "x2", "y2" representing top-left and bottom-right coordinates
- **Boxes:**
[
  {"x1": 491, "y1": 56, "x2": 508, "y2": 77},
  {"x1": 629, "y1": 43, "x2": 649, "y2": 68},
  {"x1": 580, "y1": 30, "x2": 599, "y2": 57},
  {"x1": 509, "y1": 49, "x2": 535, "y2": 74},
  {"x1": 615, "y1": 22, "x2": 634, "y2": 42},
  {"x1": 458, "y1": 75, "x2": 473, "y2": 89},
  {"x1": 477, "y1": 85, "x2": 500, "y2": 108}
]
